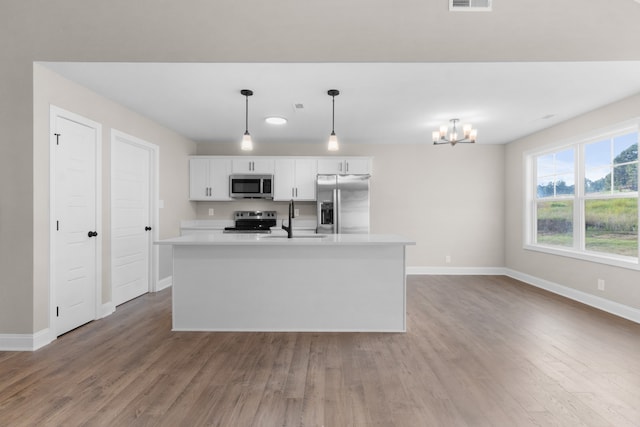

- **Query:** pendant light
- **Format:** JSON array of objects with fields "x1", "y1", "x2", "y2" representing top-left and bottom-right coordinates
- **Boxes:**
[
  {"x1": 240, "y1": 89, "x2": 254, "y2": 151},
  {"x1": 327, "y1": 89, "x2": 340, "y2": 151}
]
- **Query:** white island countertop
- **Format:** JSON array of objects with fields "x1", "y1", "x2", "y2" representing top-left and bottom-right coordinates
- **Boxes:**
[{"x1": 156, "y1": 233, "x2": 415, "y2": 246}]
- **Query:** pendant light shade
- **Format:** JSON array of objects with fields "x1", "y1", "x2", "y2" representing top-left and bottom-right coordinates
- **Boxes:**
[
  {"x1": 241, "y1": 131, "x2": 253, "y2": 151},
  {"x1": 328, "y1": 131, "x2": 339, "y2": 151},
  {"x1": 240, "y1": 89, "x2": 253, "y2": 151},
  {"x1": 327, "y1": 89, "x2": 340, "y2": 151}
]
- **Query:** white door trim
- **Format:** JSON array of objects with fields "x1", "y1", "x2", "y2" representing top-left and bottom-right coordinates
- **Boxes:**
[
  {"x1": 49, "y1": 105, "x2": 102, "y2": 342},
  {"x1": 110, "y1": 129, "x2": 160, "y2": 297}
]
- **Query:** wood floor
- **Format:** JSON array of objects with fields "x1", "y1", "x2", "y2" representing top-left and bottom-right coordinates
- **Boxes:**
[{"x1": 1, "y1": 276, "x2": 639, "y2": 426}]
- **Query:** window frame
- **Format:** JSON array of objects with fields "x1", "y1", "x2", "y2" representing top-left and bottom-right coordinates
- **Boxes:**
[{"x1": 524, "y1": 119, "x2": 640, "y2": 271}]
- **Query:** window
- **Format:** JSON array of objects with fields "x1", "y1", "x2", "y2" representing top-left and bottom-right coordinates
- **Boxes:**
[{"x1": 526, "y1": 122, "x2": 639, "y2": 268}]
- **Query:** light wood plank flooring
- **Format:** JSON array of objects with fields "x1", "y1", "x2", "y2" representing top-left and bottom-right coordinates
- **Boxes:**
[{"x1": 1, "y1": 275, "x2": 639, "y2": 426}]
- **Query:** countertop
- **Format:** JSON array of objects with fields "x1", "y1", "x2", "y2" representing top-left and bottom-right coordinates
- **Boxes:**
[{"x1": 156, "y1": 233, "x2": 415, "y2": 246}]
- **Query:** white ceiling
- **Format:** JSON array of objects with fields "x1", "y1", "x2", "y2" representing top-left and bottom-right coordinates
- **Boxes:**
[{"x1": 42, "y1": 61, "x2": 640, "y2": 146}]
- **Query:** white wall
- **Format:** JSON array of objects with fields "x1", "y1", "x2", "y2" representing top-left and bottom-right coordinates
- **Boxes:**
[
  {"x1": 504, "y1": 93, "x2": 640, "y2": 312},
  {"x1": 33, "y1": 64, "x2": 197, "y2": 331},
  {"x1": 197, "y1": 142, "x2": 505, "y2": 268}
]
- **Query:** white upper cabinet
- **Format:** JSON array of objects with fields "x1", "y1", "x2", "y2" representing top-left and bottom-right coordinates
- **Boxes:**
[
  {"x1": 274, "y1": 158, "x2": 318, "y2": 201},
  {"x1": 317, "y1": 157, "x2": 371, "y2": 175},
  {"x1": 232, "y1": 158, "x2": 274, "y2": 174},
  {"x1": 189, "y1": 158, "x2": 232, "y2": 201},
  {"x1": 190, "y1": 156, "x2": 372, "y2": 202}
]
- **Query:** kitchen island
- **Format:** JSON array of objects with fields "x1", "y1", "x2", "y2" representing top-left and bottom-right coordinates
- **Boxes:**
[{"x1": 156, "y1": 233, "x2": 415, "y2": 332}]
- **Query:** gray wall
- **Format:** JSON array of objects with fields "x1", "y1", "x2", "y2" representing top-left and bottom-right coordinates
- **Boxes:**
[
  {"x1": 2, "y1": 0, "x2": 639, "y2": 334},
  {"x1": 505, "y1": 93, "x2": 640, "y2": 312},
  {"x1": 32, "y1": 65, "x2": 197, "y2": 331},
  {"x1": 196, "y1": 143, "x2": 505, "y2": 268}
]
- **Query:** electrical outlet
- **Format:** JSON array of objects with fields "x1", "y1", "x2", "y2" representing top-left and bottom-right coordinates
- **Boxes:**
[
  {"x1": 208, "y1": 208, "x2": 214, "y2": 216},
  {"x1": 445, "y1": 255, "x2": 451, "y2": 264},
  {"x1": 597, "y1": 279, "x2": 605, "y2": 291},
  {"x1": 294, "y1": 208, "x2": 300, "y2": 217}
]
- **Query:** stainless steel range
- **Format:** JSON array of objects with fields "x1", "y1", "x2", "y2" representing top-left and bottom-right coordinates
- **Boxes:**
[{"x1": 223, "y1": 211, "x2": 277, "y2": 234}]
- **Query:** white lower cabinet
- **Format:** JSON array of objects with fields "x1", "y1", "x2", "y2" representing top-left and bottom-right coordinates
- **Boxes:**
[
  {"x1": 274, "y1": 158, "x2": 317, "y2": 201},
  {"x1": 189, "y1": 158, "x2": 231, "y2": 201}
]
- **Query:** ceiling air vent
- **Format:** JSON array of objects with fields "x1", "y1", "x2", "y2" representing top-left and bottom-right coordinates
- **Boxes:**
[{"x1": 450, "y1": 0, "x2": 492, "y2": 11}]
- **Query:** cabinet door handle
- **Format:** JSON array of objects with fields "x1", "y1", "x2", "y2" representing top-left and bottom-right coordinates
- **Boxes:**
[
  {"x1": 145, "y1": 226, "x2": 152, "y2": 231},
  {"x1": 346, "y1": 162, "x2": 349, "y2": 172},
  {"x1": 88, "y1": 231, "x2": 98, "y2": 238},
  {"x1": 295, "y1": 187, "x2": 298, "y2": 197}
]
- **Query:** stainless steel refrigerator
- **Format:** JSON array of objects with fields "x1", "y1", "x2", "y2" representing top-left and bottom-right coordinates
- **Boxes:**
[{"x1": 316, "y1": 174, "x2": 370, "y2": 234}]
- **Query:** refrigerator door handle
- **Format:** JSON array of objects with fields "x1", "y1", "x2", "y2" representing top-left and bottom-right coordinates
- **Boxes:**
[{"x1": 335, "y1": 188, "x2": 340, "y2": 233}]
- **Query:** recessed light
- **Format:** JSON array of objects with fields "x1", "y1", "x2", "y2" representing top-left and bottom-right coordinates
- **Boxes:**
[{"x1": 265, "y1": 116, "x2": 287, "y2": 125}]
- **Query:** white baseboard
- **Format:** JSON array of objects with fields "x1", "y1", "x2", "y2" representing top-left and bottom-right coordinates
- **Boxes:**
[
  {"x1": 407, "y1": 266, "x2": 506, "y2": 275},
  {"x1": 157, "y1": 275, "x2": 172, "y2": 292},
  {"x1": 0, "y1": 328, "x2": 54, "y2": 351},
  {"x1": 100, "y1": 302, "x2": 115, "y2": 319},
  {"x1": 503, "y1": 269, "x2": 640, "y2": 325}
]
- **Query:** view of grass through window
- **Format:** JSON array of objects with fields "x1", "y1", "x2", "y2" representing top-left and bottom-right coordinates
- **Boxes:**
[
  {"x1": 534, "y1": 130, "x2": 638, "y2": 259},
  {"x1": 536, "y1": 201, "x2": 573, "y2": 247},
  {"x1": 585, "y1": 198, "x2": 638, "y2": 256}
]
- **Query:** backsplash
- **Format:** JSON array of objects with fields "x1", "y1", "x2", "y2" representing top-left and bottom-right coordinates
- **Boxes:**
[{"x1": 195, "y1": 200, "x2": 317, "y2": 221}]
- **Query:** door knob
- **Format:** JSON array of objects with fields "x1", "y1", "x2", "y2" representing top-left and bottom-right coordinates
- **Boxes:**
[
  {"x1": 145, "y1": 226, "x2": 152, "y2": 231},
  {"x1": 87, "y1": 231, "x2": 98, "y2": 237}
]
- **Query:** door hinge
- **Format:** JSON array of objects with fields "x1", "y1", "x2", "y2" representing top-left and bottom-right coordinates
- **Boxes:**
[
  {"x1": 56, "y1": 306, "x2": 59, "y2": 317},
  {"x1": 54, "y1": 133, "x2": 61, "y2": 146}
]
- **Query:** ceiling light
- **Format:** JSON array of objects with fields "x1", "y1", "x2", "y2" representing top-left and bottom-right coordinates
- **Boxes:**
[
  {"x1": 265, "y1": 116, "x2": 287, "y2": 125},
  {"x1": 433, "y1": 118, "x2": 477, "y2": 146},
  {"x1": 240, "y1": 89, "x2": 253, "y2": 151},
  {"x1": 327, "y1": 89, "x2": 340, "y2": 151}
]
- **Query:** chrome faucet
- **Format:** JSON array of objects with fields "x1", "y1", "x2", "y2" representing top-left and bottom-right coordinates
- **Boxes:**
[{"x1": 282, "y1": 199, "x2": 295, "y2": 238}]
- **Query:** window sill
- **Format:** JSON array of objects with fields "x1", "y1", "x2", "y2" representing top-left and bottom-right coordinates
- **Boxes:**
[{"x1": 524, "y1": 244, "x2": 640, "y2": 271}]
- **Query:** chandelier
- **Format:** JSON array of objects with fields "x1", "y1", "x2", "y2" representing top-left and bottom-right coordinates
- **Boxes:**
[{"x1": 433, "y1": 119, "x2": 477, "y2": 146}]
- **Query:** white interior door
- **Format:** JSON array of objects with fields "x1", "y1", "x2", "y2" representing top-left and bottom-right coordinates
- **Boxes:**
[
  {"x1": 111, "y1": 131, "x2": 154, "y2": 306},
  {"x1": 52, "y1": 109, "x2": 100, "y2": 336}
]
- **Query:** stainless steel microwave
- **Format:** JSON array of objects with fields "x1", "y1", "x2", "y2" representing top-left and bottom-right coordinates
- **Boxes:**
[{"x1": 229, "y1": 174, "x2": 274, "y2": 199}]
